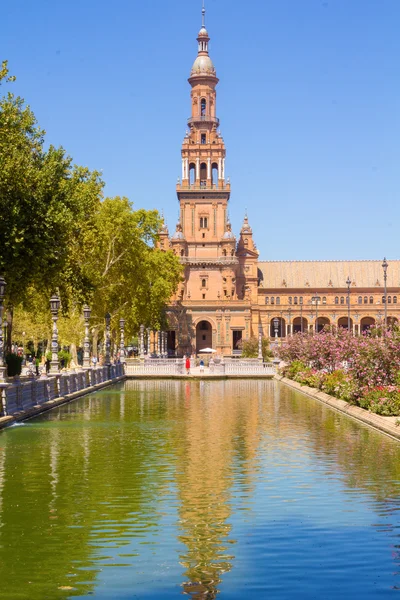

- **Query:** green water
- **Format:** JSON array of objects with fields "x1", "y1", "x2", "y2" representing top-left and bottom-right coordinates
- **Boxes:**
[{"x1": 1, "y1": 379, "x2": 400, "y2": 599}]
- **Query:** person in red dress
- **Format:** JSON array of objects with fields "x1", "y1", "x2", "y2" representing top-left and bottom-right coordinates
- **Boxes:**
[{"x1": 185, "y1": 356, "x2": 191, "y2": 375}]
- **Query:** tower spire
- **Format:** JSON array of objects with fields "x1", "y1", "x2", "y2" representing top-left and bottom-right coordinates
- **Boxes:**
[{"x1": 202, "y1": 0, "x2": 205, "y2": 28}]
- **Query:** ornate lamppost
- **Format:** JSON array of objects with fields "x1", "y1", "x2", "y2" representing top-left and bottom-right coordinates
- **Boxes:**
[
  {"x1": 119, "y1": 317, "x2": 125, "y2": 363},
  {"x1": 300, "y1": 301, "x2": 303, "y2": 333},
  {"x1": 157, "y1": 330, "x2": 161, "y2": 357},
  {"x1": 273, "y1": 317, "x2": 279, "y2": 339},
  {"x1": 104, "y1": 313, "x2": 111, "y2": 365},
  {"x1": 314, "y1": 293, "x2": 320, "y2": 334},
  {"x1": 346, "y1": 276, "x2": 351, "y2": 333},
  {"x1": 146, "y1": 327, "x2": 151, "y2": 356},
  {"x1": 0, "y1": 276, "x2": 7, "y2": 381},
  {"x1": 50, "y1": 294, "x2": 61, "y2": 374},
  {"x1": 83, "y1": 305, "x2": 91, "y2": 368},
  {"x1": 258, "y1": 322, "x2": 263, "y2": 360},
  {"x1": 382, "y1": 257, "x2": 388, "y2": 328},
  {"x1": 287, "y1": 307, "x2": 292, "y2": 337},
  {"x1": 139, "y1": 325, "x2": 145, "y2": 359}
]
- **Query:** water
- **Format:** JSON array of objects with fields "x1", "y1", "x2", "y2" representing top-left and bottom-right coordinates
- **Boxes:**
[{"x1": 1, "y1": 380, "x2": 400, "y2": 599}]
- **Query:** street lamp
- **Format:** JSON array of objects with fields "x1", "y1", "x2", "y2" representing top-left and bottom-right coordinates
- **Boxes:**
[
  {"x1": 83, "y1": 305, "x2": 91, "y2": 368},
  {"x1": 119, "y1": 317, "x2": 126, "y2": 363},
  {"x1": 346, "y1": 276, "x2": 351, "y2": 333},
  {"x1": 146, "y1": 327, "x2": 151, "y2": 356},
  {"x1": 258, "y1": 322, "x2": 263, "y2": 360},
  {"x1": 104, "y1": 313, "x2": 111, "y2": 365},
  {"x1": 287, "y1": 308, "x2": 292, "y2": 337},
  {"x1": 50, "y1": 293, "x2": 61, "y2": 373},
  {"x1": 139, "y1": 324, "x2": 145, "y2": 359},
  {"x1": 273, "y1": 317, "x2": 279, "y2": 339},
  {"x1": 0, "y1": 276, "x2": 7, "y2": 381},
  {"x1": 300, "y1": 302, "x2": 303, "y2": 333},
  {"x1": 312, "y1": 294, "x2": 320, "y2": 333},
  {"x1": 382, "y1": 257, "x2": 388, "y2": 328}
]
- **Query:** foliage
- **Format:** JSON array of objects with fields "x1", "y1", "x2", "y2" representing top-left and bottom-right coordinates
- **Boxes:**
[
  {"x1": 240, "y1": 337, "x2": 273, "y2": 361},
  {"x1": 359, "y1": 386, "x2": 400, "y2": 416},
  {"x1": 279, "y1": 327, "x2": 400, "y2": 415},
  {"x1": 5, "y1": 353, "x2": 23, "y2": 376},
  {"x1": 58, "y1": 350, "x2": 72, "y2": 368}
]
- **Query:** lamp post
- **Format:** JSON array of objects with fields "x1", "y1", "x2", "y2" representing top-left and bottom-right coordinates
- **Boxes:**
[
  {"x1": 287, "y1": 308, "x2": 292, "y2": 337},
  {"x1": 104, "y1": 313, "x2": 111, "y2": 365},
  {"x1": 50, "y1": 294, "x2": 61, "y2": 374},
  {"x1": 258, "y1": 322, "x2": 263, "y2": 360},
  {"x1": 119, "y1": 317, "x2": 125, "y2": 363},
  {"x1": 382, "y1": 257, "x2": 388, "y2": 328},
  {"x1": 146, "y1": 327, "x2": 151, "y2": 356},
  {"x1": 0, "y1": 276, "x2": 7, "y2": 381},
  {"x1": 139, "y1": 325, "x2": 145, "y2": 359},
  {"x1": 314, "y1": 293, "x2": 320, "y2": 333},
  {"x1": 346, "y1": 276, "x2": 351, "y2": 333},
  {"x1": 83, "y1": 305, "x2": 91, "y2": 368},
  {"x1": 273, "y1": 317, "x2": 279, "y2": 339},
  {"x1": 300, "y1": 302, "x2": 303, "y2": 333}
]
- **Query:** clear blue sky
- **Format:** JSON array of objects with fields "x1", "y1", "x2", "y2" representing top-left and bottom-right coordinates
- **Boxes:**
[{"x1": 2, "y1": 0, "x2": 399, "y2": 260}]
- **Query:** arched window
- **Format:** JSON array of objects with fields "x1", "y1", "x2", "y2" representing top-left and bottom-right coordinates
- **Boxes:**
[
  {"x1": 200, "y1": 162, "x2": 207, "y2": 187},
  {"x1": 201, "y1": 98, "x2": 206, "y2": 116},
  {"x1": 358, "y1": 296, "x2": 362, "y2": 304},
  {"x1": 201, "y1": 279, "x2": 206, "y2": 288},
  {"x1": 212, "y1": 163, "x2": 219, "y2": 188},
  {"x1": 299, "y1": 297, "x2": 303, "y2": 305},
  {"x1": 322, "y1": 296, "x2": 327, "y2": 304},
  {"x1": 271, "y1": 297, "x2": 275, "y2": 305},
  {"x1": 276, "y1": 297, "x2": 281, "y2": 305},
  {"x1": 200, "y1": 217, "x2": 208, "y2": 229},
  {"x1": 394, "y1": 296, "x2": 398, "y2": 304},
  {"x1": 288, "y1": 297, "x2": 292, "y2": 305},
  {"x1": 294, "y1": 297, "x2": 298, "y2": 305},
  {"x1": 364, "y1": 296, "x2": 368, "y2": 304},
  {"x1": 222, "y1": 249, "x2": 227, "y2": 256},
  {"x1": 382, "y1": 296, "x2": 386, "y2": 304},
  {"x1": 346, "y1": 296, "x2": 349, "y2": 304},
  {"x1": 231, "y1": 248, "x2": 235, "y2": 256},
  {"x1": 388, "y1": 296, "x2": 392, "y2": 304},
  {"x1": 340, "y1": 297, "x2": 344, "y2": 304},
  {"x1": 265, "y1": 297, "x2": 269, "y2": 305},
  {"x1": 189, "y1": 163, "x2": 196, "y2": 186},
  {"x1": 180, "y1": 249, "x2": 185, "y2": 257},
  {"x1": 335, "y1": 297, "x2": 339, "y2": 305},
  {"x1": 369, "y1": 296, "x2": 373, "y2": 304}
]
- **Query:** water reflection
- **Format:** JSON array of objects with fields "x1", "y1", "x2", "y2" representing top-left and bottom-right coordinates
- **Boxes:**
[{"x1": 0, "y1": 380, "x2": 399, "y2": 598}]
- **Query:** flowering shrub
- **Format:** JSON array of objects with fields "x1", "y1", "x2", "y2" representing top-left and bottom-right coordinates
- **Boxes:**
[
  {"x1": 279, "y1": 326, "x2": 400, "y2": 415},
  {"x1": 359, "y1": 386, "x2": 400, "y2": 416},
  {"x1": 320, "y1": 370, "x2": 357, "y2": 403}
]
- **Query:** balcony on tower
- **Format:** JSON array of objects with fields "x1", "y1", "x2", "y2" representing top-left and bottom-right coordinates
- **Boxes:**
[
  {"x1": 177, "y1": 156, "x2": 230, "y2": 193},
  {"x1": 187, "y1": 115, "x2": 220, "y2": 128}
]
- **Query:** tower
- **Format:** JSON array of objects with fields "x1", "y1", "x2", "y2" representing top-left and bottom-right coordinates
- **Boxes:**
[{"x1": 175, "y1": 3, "x2": 230, "y2": 251}]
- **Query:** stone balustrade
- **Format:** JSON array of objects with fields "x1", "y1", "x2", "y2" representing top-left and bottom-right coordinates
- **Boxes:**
[{"x1": 0, "y1": 363, "x2": 125, "y2": 418}]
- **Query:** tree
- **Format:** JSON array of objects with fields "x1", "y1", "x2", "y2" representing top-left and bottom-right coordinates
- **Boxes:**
[
  {"x1": 240, "y1": 336, "x2": 273, "y2": 361},
  {"x1": 77, "y1": 197, "x2": 182, "y2": 352},
  {"x1": 0, "y1": 61, "x2": 103, "y2": 350}
]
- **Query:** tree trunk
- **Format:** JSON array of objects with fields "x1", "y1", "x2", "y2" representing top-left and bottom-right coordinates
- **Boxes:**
[{"x1": 6, "y1": 305, "x2": 13, "y2": 355}]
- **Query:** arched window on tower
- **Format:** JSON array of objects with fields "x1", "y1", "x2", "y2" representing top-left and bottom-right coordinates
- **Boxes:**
[
  {"x1": 358, "y1": 296, "x2": 362, "y2": 304},
  {"x1": 200, "y1": 162, "x2": 207, "y2": 187},
  {"x1": 369, "y1": 296, "x2": 374, "y2": 304},
  {"x1": 212, "y1": 163, "x2": 219, "y2": 189},
  {"x1": 335, "y1": 297, "x2": 339, "y2": 305},
  {"x1": 189, "y1": 163, "x2": 196, "y2": 186},
  {"x1": 201, "y1": 279, "x2": 206, "y2": 288},
  {"x1": 201, "y1": 98, "x2": 206, "y2": 117}
]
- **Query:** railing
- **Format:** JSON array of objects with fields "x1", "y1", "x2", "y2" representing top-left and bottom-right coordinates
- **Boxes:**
[
  {"x1": 180, "y1": 256, "x2": 239, "y2": 266},
  {"x1": 177, "y1": 183, "x2": 230, "y2": 191},
  {"x1": 187, "y1": 115, "x2": 220, "y2": 127},
  {"x1": 0, "y1": 363, "x2": 125, "y2": 418},
  {"x1": 224, "y1": 361, "x2": 275, "y2": 375},
  {"x1": 126, "y1": 359, "x2": 184, "y2": 376}
]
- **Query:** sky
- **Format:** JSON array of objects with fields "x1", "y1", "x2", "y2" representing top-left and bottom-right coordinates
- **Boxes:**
[{"x1": 2, "y1": 0, "x2": 399, "y2": 261}]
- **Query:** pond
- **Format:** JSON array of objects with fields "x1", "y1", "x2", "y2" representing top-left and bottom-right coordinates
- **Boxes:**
[{"x1": 0, "y1": 380, "x2": 400, "y2": 599}]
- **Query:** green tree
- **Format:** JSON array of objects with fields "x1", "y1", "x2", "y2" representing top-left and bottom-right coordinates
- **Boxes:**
[
  {"x1": 0, "y1": 61, "x2": 103, "y2": 350},
  {"x1": 240, "y1": 336, "x2": 273, "y2": 361}
]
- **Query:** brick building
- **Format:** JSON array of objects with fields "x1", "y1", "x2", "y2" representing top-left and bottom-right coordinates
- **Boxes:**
[{"x1": 158, "y1": 8, "x2": 399, "y2": 356}]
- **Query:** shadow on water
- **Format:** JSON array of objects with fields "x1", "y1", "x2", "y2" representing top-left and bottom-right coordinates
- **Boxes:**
[{"x1": 0, "y1": 380, "x2": 400, "y2": 598}]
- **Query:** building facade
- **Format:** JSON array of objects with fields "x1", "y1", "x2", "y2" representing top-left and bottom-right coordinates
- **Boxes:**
[{"x1": 159, "y1": 10, "x2": 399, "y2": 357}]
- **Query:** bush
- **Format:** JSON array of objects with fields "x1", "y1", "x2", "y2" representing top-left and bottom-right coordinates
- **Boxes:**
[
  {"x1": 58, "y1": 349, "x2": 72, "y2": 368},
  {"x1": 5, "y1": 353, "x2": 23, "y2": 377},
  {"x1": 359, "y1": 386, "x2": 400, "y2": 416},
  {"x1": 321, "y1": 370, "x2": 357, "y2": 403}
]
